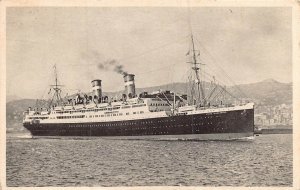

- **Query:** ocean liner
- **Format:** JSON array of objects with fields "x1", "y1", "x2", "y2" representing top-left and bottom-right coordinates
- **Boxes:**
[{"x1": 23, "y1": 35, "x2": 254, "y2": 140}]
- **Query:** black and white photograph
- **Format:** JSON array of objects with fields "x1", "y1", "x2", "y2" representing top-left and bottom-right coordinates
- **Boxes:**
[{"x1": 2, "y1": 0, "x2": 299, "y2": 188}]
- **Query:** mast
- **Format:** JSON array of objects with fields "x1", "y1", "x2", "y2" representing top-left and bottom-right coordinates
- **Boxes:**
[
  {"x1": 54, "y1": 64, "x2": 60, "y2": 103},
  {"x1": 49, "y1": 64, "x2": 63, "y2": 107},
  {"x1": 173, "y1": 91, "x2": 176, "y2": 114},
  {"x1": 189, "y1": 34, "x2": 205, "y2": 107}
]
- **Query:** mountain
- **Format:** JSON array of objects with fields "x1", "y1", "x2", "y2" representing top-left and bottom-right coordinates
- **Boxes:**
[
  {"x1": 230, "y1": 79, "x2": 292, "y2": 105},
  {"x1": 6, "y1": 79, "x2": 292, "y2": 133},
  {"x1": 152, "y1": 79, "x2": 292, "y2": 106},
  {"x1": 105, "y1": 79, "x2": 292, "y2": 106},
  {"x1": 6, "y1": 99, "x2": 49, "y2": 133},
  {"x1": 6, "y1": 95, "x2": 22, "y2": 103}
]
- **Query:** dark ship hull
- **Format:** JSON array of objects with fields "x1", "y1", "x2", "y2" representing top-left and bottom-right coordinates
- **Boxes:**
[{"x1": 23, "y1": 108, "x2": 254, "y2": 140}]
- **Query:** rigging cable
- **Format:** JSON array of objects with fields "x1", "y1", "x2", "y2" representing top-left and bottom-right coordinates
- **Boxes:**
[
  {"x1": 200, "y1": 69, "x2": 242, "y2": 101},
  {"x1": 193, "y1": 36, "x2": 249, "y2": 99}
]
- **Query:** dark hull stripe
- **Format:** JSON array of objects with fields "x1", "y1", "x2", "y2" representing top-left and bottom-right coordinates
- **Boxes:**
[{"x1": 23, "y1": 109, "x2": 254, "y2": 137}]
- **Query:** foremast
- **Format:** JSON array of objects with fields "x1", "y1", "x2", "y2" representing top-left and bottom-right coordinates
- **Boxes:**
[{"x1": 49, "y1": 64, "x2": 64, "y2": 108}]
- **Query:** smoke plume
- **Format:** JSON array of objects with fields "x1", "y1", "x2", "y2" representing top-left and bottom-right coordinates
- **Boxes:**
[
  {"x1": 81, "y1": 50, "x2": 128, "y2": 75},
  {"x1": 97, "y1": 59, "x2": 128, "y2": 75},
  {"x1": 113, "y1": 65, "x2": 128, "y2": 75}
]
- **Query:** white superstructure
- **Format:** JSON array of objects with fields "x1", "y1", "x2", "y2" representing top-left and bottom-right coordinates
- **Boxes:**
[{"x1": 23, "y1": 95, "x2": 253, "y2": 124}]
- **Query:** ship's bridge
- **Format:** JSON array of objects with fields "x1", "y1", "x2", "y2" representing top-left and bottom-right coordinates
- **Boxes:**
[{"x1": 142, "y1": 98, "x2": 172, "y2": 112}]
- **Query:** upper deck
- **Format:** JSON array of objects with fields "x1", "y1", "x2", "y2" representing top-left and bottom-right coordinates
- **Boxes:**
[{"x1": 23, "y1": 97, "x2": 173, "y2": 124}]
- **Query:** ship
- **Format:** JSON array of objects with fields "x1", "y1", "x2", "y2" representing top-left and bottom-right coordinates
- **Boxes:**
[{"x1": 22, "y1": 35, "x2": 254, "y2": 140}]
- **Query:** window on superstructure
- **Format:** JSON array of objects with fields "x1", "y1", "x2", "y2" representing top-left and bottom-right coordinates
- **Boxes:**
[
  {"x1": 140, "y1": 111, "x2": 144, "y2": 114},
  {"x1": 126, "y1": 113, "x2": 129, "y2": 115}
]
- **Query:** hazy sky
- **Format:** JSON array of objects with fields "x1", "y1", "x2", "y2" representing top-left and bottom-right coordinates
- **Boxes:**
[{"x1": 6, "y1": 7, "x2": 292, "y2": 99}]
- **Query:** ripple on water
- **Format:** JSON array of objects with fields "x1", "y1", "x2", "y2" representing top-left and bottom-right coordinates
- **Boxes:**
[{"x1": 6, "y1": 133, "x2": 292, "y2": 187}]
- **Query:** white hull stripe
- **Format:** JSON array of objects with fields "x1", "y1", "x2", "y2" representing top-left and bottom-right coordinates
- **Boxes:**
[{"x1": 43, "y1": 133, "x2": 253, "y2": 141}]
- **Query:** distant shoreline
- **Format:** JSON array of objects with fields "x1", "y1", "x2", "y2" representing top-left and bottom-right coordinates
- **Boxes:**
[{"x1": 254, "y1": 128, "x2": 292, "y2": 134}]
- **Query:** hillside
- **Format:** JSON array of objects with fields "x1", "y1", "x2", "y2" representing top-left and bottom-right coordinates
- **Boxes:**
[
  {"x1": 107, "y1": 79, "x2": 292, "y2": 106},
  {"x1": 230, "y1": 79, "x2": 292, "y2": 105},
  {"x1": 6, "y1": 99, "x2": 50, "y2": 133},
  {"x1": 6, "y1": 79, "x2": 292, "y2": 133}
]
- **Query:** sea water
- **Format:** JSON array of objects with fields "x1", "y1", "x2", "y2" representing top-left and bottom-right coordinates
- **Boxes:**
[{"x1": 6, "y1": 132, "x2": 292, "y2": 187}]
